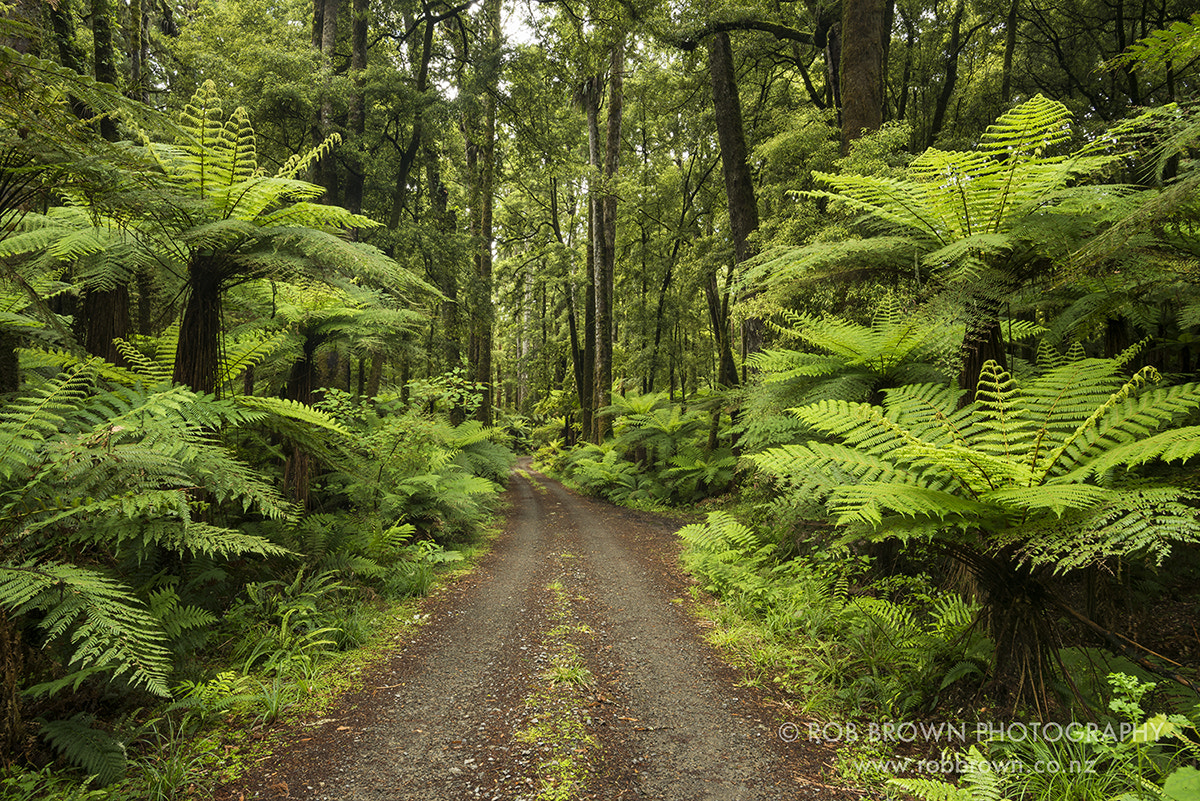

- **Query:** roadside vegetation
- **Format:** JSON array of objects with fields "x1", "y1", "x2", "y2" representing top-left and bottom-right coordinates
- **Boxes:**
[{"x1": 534, "y1": 46, "x2": 1200, "y2": 800}]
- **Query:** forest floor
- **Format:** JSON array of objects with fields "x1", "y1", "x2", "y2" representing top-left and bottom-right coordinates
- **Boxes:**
[{"x1": 214, "y1": 460, "x2": 859, "y2": 801}]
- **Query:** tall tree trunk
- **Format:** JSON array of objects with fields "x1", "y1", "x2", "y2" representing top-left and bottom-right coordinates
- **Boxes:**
[
  {"x1": 840, "y1": 0, "x2": 886, "y2": 150},
  {"x1": 578, "y1": 74, "x2": 602, "y2": 440},
  {"x1": 48, "y1": 0, "x2": 88, "y2": 109},
  {"x1": 128, "y1": 0, "x2": 148, "y2": 103},
  {"x1": 473, "y1": 0, "x2": 500, "y2": 424},
  {"x1": 592, "y1": 34, "x2": 624, "y2": 443},
  {"x1": 927, "y1": 0, "x2": 965, "y2": 147},
  {"x1": 1, "y1": 0, "x2": 40, "y2": 54},
  {"x1": 427, "y1": 147, "x2": 463, "y2": 419},
  {"x1": 704, "y1": 271, "x2": 738, "y2": 390},
  {"x1": 706, "y1": 31, "x2": 763, "y2": 379},
  {"x1": 315, "y1": 0, "x2": 340, "y2": 201},
  {"x1": 387, "y1": 9, "x2": 436, "y2": 230},
  {"x1": 1000, "y1": 0, "x2": 1019, "y2": 104},
  {"x1": 343, "y1": 0, "x2": 369, "y2": 216},
  {"x1": 92, "y1": 0, "x2": 119, "y2": 140},
  {"x1": 897, "y1": 11, "x2": 915, "y2": 122}
]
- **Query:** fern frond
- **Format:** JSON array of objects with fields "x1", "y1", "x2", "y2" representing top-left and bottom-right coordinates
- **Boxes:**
[
  {"x1": 39, "y1": 715, "x2": 126, "y2": 786},
  {"x1": 235, "y1": 395, "x2": 352, "y2": 438},
  {"x1": 827, "y1": 482, "x2": 995, "y2": 528},
  {"x1": 0, "y1": 562, "x2": 171, "y2": 695}
]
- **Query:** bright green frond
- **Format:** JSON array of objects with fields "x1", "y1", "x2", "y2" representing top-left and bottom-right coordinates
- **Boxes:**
[
  {"x1": 235, "y1": 395, "x2": 352, "y2": 438},
  {"x1": 982, "y1": 484, "x2": 1111, "y2": 516},
  {"x1": 1072, "y1": 424, "x2": 1200, "y2": 477},
  {"x1": 827, "y1": 482, "x2": 995, "y2": 528},
  {"x1": 0, "y1": 562, "x2": 171, "y2": 696}
]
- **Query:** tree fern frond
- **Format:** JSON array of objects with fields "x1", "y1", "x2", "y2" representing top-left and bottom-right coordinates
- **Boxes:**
[
  {"x1": 982, "y1": 484, "x2": 1111, "y2": 516},
  {"x1": 220, "y1": 328, "x2": 289, "y2": 390},
  {"x1": 790, "y1": 399, "x2": 922, "y2": 455},
  {"x1": 809, "y1": 173, "x2": 951, "y2": 243},
  {"x1": 748, "y1": 349, "x2": 846, "y2": 380},
  {"x1": 275, "y1": 133, "x2": 342, "y2": 180},
  {"x1": 1072, "y1": 424, "x2": 1200, "y2": 478},
  {"x1": 1034, "y1": 365, "x2": 1164, "y2": 480},
  {"x1": 978, "y1": 93, "x2": 1073, "y2": 158},
  {"x1": 827, "y1": 482, "x2": 995, "y2": 528},
  {"x1": 0, "y1": 562, "x2": 171, "y2": 695},
  {"x1": 235, "y1": 395, "x2": 352, "y2": 438}
]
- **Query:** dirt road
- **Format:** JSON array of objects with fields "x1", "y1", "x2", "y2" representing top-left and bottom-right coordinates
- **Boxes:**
[{"x1": 218, "y1": 464, "x2": 852, "y2": 800}]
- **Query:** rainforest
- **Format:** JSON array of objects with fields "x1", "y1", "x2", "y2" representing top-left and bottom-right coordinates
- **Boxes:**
[{"x1": 1, "y1": 0, "x2": 1199, "y2": 798}]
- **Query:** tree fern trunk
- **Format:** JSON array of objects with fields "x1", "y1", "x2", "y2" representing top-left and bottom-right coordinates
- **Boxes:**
[
  {"x1": 0, "y1": 330, "x2": 18, "y2": 395},
  {"x1": 948, "y1": 543, "x2": 1060, "y2": 717},
  {"x1": 0, "y1": 614, "x2": 23, "y2": 757},
  {"x1": 84, "y1": 285, "x2": 130, "y2": 366},
  {"x1": 174, "y1": 256, "x2": 222, "y2": 396},
  {"x1": 959, "y1": 315, "x2": 1004, "y2": 400},
  {"x1": 283, "y1": 340, "x2": 318, "y2": 510}
]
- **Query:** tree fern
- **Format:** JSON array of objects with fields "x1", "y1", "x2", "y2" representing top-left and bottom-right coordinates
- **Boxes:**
[
  {"x1": 0, "y1": 368, "x2": 300, "y2": 748},
  {"x1": 754, "y1": 355, "x2": 1200, "y2": 709}
]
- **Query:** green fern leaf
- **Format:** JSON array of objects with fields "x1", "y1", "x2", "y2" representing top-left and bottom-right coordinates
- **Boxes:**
[{"x1": 39, "y1": 715, "x2": 126, "y2": 786}]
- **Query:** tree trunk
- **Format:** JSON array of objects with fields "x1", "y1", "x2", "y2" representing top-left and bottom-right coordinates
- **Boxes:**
[
  {"x1": 387, "y1": 10, "x2": 436, "y2": 230},
  {"x1": 0, "y1": 615, "x2": 22, "y2": 758},
  {"x1": 283, "y1": 339, "x2": 319, "y2": 510},
  {"x1": 592, "y1": 34, "x2": 624, "y2": 443},
  {"x1": 839, "y1": 0, "x2": 886, "y2": 150},
  {"x1": 315, "y1": 0, "x2": 340, "y2": 201},
  {"x1": 0, "y1": 0, "x2": 40, "y2": 54},
  {"x1": 367, "y1": 353, "x2": 384, "y2": 397},
  {"x1": 473, "y1": 0, "x2": 500, "y2": 425},
  {"x1": 579, "y1": 74, "x2": 602, "y2": 440},
  {"x1": 173, "y1": 257, "x2": 223, "y2": 396},
  {"x1": 1000, "y1": 0, "x2": 1019, "y2": 104},
  {"x1": 704, "y1": 271, "x2": 738, "y2": 390},
  {"x1": 958, "y1": 304, "x2": 1005, "y2": 401},
  {"x1": 0, "y1": 328, "x2": 18, "y2": 394},
  {"x1": 343, "y1": 0, "x2": 369, "y2": 216},
  {"x1": 897, "y1": 11, "x2": 915, "y2": 122},
  {"x1": 92, "y1": 0, "x2": 120, "y2": 140},
  {"x1": 84, "y1": 286, "x2": 130, "y2": 365},
  {"x1": 128, "y1": 0, "x2": 148, "y2": 103},
  {"x1": 49, "y1": 0, "x2": 92, "y2": 121},
  {"x1": 927, "y1": 0, "x2": 965, "y2": 148},
  {"x1": 706, "y1": 31, "x2": 763, "y2": 378},
  {"x1": 427, "y1": 148, "x2": 463, "y2": 419}
]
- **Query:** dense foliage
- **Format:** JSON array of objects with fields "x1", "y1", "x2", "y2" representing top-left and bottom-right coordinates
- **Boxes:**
[{"x1": 3, "y1": 0, "x2": 1200, "y2": 796}]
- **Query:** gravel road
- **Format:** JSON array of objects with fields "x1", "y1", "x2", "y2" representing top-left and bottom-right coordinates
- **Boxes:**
[{"x1": 216, "y1": 462, "x2": 854, "y2": 801}]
